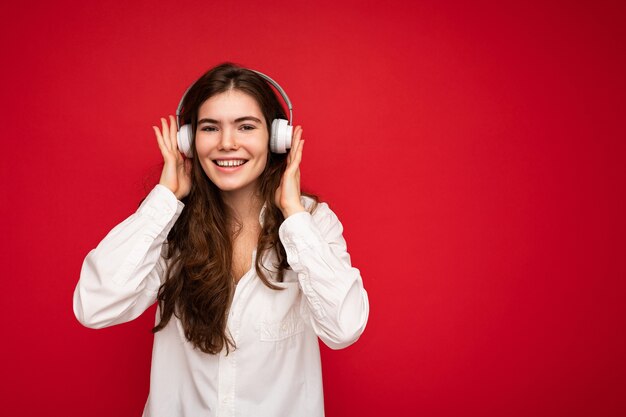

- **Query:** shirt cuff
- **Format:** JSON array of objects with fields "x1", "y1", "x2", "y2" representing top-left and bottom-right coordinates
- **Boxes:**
[
  {"x1": 279, "y1": 211, "x2": 326, "y2": 263},
  {"x1": 137, "y1": 184, "x2": 185, "y2": 224}
]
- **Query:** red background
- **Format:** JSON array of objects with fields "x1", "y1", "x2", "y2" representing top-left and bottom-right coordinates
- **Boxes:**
[{"x1": 1, "y1": 0, "x2": 625, "y2": 416}]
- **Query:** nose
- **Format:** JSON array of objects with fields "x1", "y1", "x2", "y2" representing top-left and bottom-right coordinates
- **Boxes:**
[{"x1": 218, "y1": 128, "x2": 238, "y2": 151}]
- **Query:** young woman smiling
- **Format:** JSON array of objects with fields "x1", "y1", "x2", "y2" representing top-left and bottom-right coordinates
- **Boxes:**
[{"x1": 73, "y1": 63, "x2": 369, "y2": 417}]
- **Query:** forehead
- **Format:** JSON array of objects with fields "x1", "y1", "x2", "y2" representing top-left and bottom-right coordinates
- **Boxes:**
[{"x1": 197, "y1": 89, "x2": 263, "y2": 119}]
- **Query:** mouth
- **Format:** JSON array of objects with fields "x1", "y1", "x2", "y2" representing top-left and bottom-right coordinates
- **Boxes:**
[{"x1": 213, "y1": 159, "x2": 248, "y2": 168}]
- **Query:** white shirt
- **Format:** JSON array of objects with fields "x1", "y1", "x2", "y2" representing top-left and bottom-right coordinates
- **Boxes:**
[{"x1": 73, "y1": 185, "x2": 369, "y2": 417}]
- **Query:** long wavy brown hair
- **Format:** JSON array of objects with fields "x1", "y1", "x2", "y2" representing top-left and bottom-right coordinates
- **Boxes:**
[{"x1": 152, "y1": 63, "x2": 317, "y2": 355}]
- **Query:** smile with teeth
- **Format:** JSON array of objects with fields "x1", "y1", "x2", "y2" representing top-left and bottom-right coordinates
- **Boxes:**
[{"x1": 214, "y1": 159, "x2": 248, "y2": 167}]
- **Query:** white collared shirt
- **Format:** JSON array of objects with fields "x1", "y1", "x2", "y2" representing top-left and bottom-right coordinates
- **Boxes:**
[{"x1": 73, "y1": 185, "x2": 369, "y2": 417}]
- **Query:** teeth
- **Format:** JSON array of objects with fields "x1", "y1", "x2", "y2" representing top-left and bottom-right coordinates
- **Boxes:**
[{"x1": 216, "y1": 160, "x2": 246, "y2": 167}]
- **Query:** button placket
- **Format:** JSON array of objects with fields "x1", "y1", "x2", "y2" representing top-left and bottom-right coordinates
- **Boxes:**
[
  {"x1": 217, "y1": 350, "x2": 236, "y2": 417},
  {"x1": 218, "y1": 258, "x2": 254, "y2": 417}
]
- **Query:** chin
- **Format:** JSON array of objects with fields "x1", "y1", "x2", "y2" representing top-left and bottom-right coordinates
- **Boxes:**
[
  {"x1": 209, "y1": 178, "x2": 257, "y2": 193},
  {"x1": 204, "y1": 166, "x2": 265, "y2": 194}
]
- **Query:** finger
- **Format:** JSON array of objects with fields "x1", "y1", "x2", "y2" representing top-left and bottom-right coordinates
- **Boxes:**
[
  {"x1": 292, "y1": 140, "x2": 304, "y2": 168},
  {"x1": 161, "y1": 118, "x2": 172, "y2": 150},
  {"x1": 168, "y1": 115, "x2": 178, "y2": 153},
  {"x1": 153, "y1": 126, "x2": 166, "y2": 153},
  {"x1": 287, "y1": 126, "x2": 302, "y2": 166},
  {"x1": 286, "y1": 140, "x2": 304, "y2": 175},
  {"x1": 290, "y1": 126, "x2": 302, "y2": 154}
]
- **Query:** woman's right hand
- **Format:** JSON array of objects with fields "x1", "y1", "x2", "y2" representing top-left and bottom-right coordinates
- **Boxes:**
[{"x1": 153, "y1": 115, "x2": 192, "y2": 200}]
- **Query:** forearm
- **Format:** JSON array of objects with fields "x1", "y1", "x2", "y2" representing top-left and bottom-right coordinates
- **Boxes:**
[
  {"x1": 279, "y1": 205, "x2": 369, "y2": 349},
  {"x1": 73, "y1": 185, "x2": 184, "y2": 328}
]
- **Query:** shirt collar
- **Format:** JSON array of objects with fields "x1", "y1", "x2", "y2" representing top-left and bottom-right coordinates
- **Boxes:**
[{"x1": 258, "y1": 203, "x2": 268, "y2": 227}]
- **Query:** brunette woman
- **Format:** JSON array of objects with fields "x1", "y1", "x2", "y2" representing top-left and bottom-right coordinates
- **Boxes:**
[{"x1": 73, "y1": 63, "x2": 369, "y2": 417}]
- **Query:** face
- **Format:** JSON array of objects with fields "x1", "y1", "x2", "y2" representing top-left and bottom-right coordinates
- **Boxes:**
[{"x1": 195, "y1": 89, "x2": 269, "y2": 195}]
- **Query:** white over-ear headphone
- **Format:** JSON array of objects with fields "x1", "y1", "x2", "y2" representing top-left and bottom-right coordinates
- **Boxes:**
[{"x1": 176, "y1": 69, "x2": 293, "y2": 157}]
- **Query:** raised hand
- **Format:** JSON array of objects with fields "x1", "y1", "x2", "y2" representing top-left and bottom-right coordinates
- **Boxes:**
[
  {"x1": 153, "y1": 115, "x2": 192, "y2": 200},
  {"x1": 275, "y1": 125, "x2": 306, "y2": 218}
]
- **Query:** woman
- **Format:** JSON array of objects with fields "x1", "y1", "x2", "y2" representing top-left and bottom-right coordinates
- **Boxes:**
[{"x1": 73, "y1": 63, "x2": 369, "y2": 417}]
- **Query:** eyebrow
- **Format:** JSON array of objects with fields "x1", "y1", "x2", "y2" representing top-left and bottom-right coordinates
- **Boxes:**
[{"x1": 197, "y1": 116, "x2": 263, "y2": 125}]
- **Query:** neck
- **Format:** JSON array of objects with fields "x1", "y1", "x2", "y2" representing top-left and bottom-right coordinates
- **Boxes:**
[{"x1": 220, "y1": 183, "x2": 263, "y2": 224}]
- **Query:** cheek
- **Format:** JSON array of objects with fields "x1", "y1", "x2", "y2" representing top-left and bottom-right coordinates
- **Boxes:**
[
  {"x1": 194, "y1": 139, "x2": 215, "y2": 170},
  {"x1": 197, "y1": 157, "x2": 214, "y2": 180},
  {"x1": 194, "y1": 136, "x2": 211, "y2": 155},
  {"x1": 248, "y1": 151, "x2": 269, "y2": 181},
  {"x1": 250, "y1": 134, "x2": 269, "y2": 160},
  {"x1": 256, "y1": 146, "x2": 270, "y2": 167}
]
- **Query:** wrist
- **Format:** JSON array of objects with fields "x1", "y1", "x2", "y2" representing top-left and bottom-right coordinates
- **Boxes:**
[
  {"x1": 158, "y1": 181, "x2": 183, "y2": 201},
  {"x1": 282, "y1": 204, "x2": 306, "y2": 218}
]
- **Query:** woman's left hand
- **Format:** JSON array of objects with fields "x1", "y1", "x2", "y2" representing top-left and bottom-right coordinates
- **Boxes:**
[{"x1": 275, "y1": 126, "x2": 306, "y2": 218}]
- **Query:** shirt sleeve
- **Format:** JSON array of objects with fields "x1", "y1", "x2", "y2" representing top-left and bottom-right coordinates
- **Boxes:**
[
  {"x1": 278, "y1": 202, "x2": 370, "y2": 349},
  {"x1": 73, "y1": 185, "x2": 184, "y2": 329}
]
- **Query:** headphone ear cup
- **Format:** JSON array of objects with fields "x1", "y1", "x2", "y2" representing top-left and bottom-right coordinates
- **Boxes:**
[
  {"x1": 270, "y1": 119, "x2": 292, "y2": 154},
  {"x1": 177, "y1": 124, "x2": 194, "y2": 158}
]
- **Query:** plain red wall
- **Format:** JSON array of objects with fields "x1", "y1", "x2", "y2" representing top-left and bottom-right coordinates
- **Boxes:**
[{"x1": 1, "y1": 0, "x2": 625, "y2": 416}]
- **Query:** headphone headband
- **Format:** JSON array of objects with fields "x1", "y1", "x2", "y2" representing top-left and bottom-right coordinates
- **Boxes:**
[
  {"x1": 251, "y1": 70, "x2": 293, "y2": 125},
  {"x1": 175, "y1": 67, "x2": 293, "y2": 128}
]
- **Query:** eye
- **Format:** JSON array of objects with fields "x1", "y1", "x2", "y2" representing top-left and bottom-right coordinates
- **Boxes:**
[
  {"x1": 239, "y1": 124, "x2": 256, "y2": 131},
  {"x1": 201, "y1": 125, "x2": 218, "y2": 132}
]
